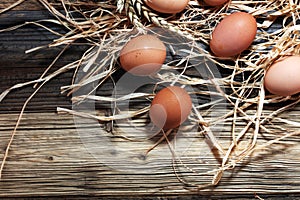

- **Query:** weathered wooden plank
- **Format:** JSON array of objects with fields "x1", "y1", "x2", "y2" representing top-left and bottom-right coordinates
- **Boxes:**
[
  {"x1": 0, "y1": 112, "x2": 300, "y2": 198},
  {"x1": 0, "y1": 9, "x2": 90, "y2": 113},
  {"x1": 0, "y1": 0, "x2": 43, "y2": 11}
]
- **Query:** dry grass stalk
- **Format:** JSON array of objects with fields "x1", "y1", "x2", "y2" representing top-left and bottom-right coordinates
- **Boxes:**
[{"x1": 0, "y1": 0, "x2": 26, "y2": 14}]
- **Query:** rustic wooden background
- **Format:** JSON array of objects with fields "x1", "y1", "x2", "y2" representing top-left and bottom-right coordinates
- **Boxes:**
[{"x1": 1, "y1": 0, "x2": 300, "y2": 199}]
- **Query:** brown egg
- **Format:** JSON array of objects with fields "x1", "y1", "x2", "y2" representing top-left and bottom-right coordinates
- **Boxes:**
[
  {"x1": 145, "y1": 0, "x2": 189, "y2": 14},
  {"x1": 210, "y1": 12, "x2": 257, "y2": 57},
  {"x1": 204, "y1": 0, "x2": 229, "y2": 6},
  {"x1": 149, "y1": 86, "x2": 192, "y2": 130},
  {"x1": 264, "y1": 56, "x2": 300, "y2": 96},
  {"x1": 120, "y1": 34, "x2": 166, "y2": 76}
]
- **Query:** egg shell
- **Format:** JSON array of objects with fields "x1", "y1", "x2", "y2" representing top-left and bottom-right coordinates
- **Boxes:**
[
  {"x1": 264, "y1": 56, "x2": 300, "y2": 96},
  {"x1": 145, "y1": 0, "x2": 189, "y2": 14},
  {"x1": 120, "y1": 34, "x2": 166, "y2": 76},
  {"x1": 204, "y1": 0, "x2": 229, "y2": 6},
  {"x1": 210, "y1": 12, "x2": 257, "y2": 57},
  {"x1": 149, "y1": 86, "x2": 192, "y2": 130}
]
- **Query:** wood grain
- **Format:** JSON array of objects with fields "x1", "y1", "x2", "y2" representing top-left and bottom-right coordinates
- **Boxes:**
[
  {"x1": 0, "y1": 0, "x2": 44, "y2": 11},
  {"x1": 0, "y1": 8, "x2": 89, "y2": 113},
  {"x1": 0, "y1": 112, "x2": 300, "y2": 198},
  {"x1": 1, "y1": 1, "x2": 300, "y2": 199}
]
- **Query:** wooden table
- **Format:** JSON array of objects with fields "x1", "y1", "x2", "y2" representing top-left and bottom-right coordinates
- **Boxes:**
[{"x1": 1, "y1": 1, "x2": 300, "y2": 199}]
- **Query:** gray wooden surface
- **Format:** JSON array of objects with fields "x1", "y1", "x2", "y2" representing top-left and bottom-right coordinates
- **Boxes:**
[{"x1": 1, "y1": 1, "x2": 300, "y2": 199}]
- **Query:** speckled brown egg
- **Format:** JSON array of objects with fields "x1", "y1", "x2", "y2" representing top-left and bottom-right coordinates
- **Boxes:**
[
  {"x1": 264, "y1": 56, "x2": 300, "y2": 96},
  {"x1": 149, "y1": 86, "x2": 192, "y2": 130},
  {"x1": 210, "y1": 12, "x2": 257, "y2": 57},
  {"x1": 120, "y1": 34, "x2": 166, "y2": 76},
  {"x1": 204, "y1": 0, "x2": 229, "y2": 6},
  {"x1": 145, "y1": 0, "x2": 189, "y2": 14}
]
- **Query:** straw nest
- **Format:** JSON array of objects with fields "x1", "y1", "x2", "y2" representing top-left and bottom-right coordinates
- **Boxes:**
[{"x1": 0, "y1": 0, "x2": 300, "y2": 188}]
